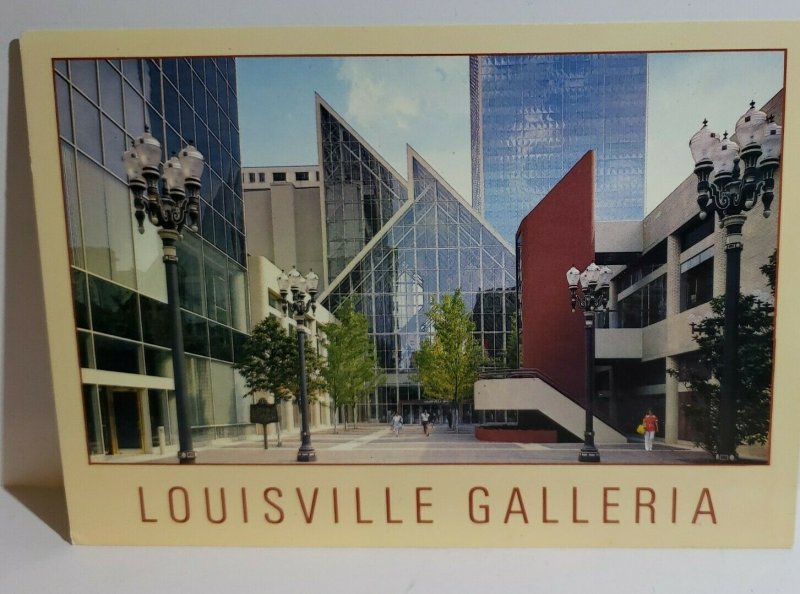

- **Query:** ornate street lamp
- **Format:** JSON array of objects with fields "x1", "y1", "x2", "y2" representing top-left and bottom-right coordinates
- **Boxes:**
[
  {"x1": 122, "y1": 131, "x2": 204, "y2": 464},
  {"x1": 689, "y1": 101, "x2": 782, "y2": 461},
  {"x1": 567, "y1": 263, "x2": 613, "y2": 463},
  {"x1": 278, "y1": 266, "x2": 320, "y2": 462}
]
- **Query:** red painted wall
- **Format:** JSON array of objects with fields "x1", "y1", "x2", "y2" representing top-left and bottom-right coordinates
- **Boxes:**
[{"x1": 517, "y1": 151, "x2": 595, "y2": 405}]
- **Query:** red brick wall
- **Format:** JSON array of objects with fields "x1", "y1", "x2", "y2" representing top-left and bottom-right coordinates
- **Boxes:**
[{"x1": 517, "y1": 151, "x2": 595, "y2": 404}]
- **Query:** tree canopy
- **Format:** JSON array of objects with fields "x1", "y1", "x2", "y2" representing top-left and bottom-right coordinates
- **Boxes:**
[
  {"x1": 416, "y1": 290, "x2": 485, "y2": 429},
  {"x1": 675, "y1": 252, "x2": 775, "y2": 457},
  {"x1": 234, "y1": 315, "x2": 326, "y2": 402},
  {"x1": 322, "y1": 300, "x2": 383, "y2": 430}
]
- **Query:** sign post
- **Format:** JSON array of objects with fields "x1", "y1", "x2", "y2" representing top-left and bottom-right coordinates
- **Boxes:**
[{"x1": 250, "y1": 398, "x2": 280, "y2": 449}]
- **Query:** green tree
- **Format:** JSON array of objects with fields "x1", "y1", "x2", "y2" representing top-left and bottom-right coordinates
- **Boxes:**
[
  {"x1": 234, "y1": 316, "x2": 327, "y2": 404},
  {"x1": 322, "y1": 300, "x2": 383, "y2": 432},
  {"x1": 416, "y1": 290, "x2": 485, "y2": 433},
  {"x1": 674, "y1": 252, "x2": 775, "y2": 458}
]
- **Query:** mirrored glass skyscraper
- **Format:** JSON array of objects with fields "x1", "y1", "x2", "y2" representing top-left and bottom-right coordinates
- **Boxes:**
[
  {"x1": 470, "y1": 54, "x2": 647, "y2": 243},
  {"x1": 55, "y1": 57, "x2": 250, "y2": 458}
]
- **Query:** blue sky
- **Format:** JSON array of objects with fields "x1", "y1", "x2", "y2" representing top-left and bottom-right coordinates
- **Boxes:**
[
  {"x1": 237, "y1": 52, "x2": 784, "y2": 215},
  {"x1": 237, "y1": 55, "x2": 470, "y2": 192}
]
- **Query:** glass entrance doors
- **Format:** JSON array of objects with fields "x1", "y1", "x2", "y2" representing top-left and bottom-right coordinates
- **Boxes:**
[{"x1": 102, "y1": 388, "x2": 144, "y2": 454}]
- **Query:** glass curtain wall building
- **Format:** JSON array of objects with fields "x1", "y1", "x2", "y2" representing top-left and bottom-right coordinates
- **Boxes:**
[
  {"x1": 318, "y1": 101, "x2": 516, "y2": 422},
  {"x1": 55, "y1": 57, "x2": 250, "y2": 458},
  {"x1": 470, "y1": 54, "x2": 647, "y2": 243}
]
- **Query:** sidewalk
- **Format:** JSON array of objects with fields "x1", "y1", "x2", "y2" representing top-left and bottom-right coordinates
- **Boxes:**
[{"x1": 116, "y1": 422, "x2": 728, "y2": 465}]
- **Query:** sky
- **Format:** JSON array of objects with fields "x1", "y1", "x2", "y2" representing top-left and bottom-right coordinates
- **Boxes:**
[
  {"x1": 237, "y1": 56, "x2": 470, "y2": 195},
  {"x1": 237, "y1": 51, "x2": 784, "y2": 215}
]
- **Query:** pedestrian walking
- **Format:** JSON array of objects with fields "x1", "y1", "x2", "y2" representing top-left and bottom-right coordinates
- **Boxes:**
[
  {"x1": 420, "y1": 410, "x2": 431, "y2": 437},
  {"x1": 642, "y1": 409, "x2": 659, "y2": 451},
  {"x1": 390, "y1": 410, "x2": 403, "y2": 437}
]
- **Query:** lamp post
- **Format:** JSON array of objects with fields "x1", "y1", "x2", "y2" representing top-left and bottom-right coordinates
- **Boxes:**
[
  {"x1": 122, "y1": 131, "x2": 204, "y2": 464},
  {"x1": 689, "y1": 101, "x2": 782, "y2": 461},
  {"x1": 567, "y1": 263, "x2": 613, "y2": 463},
  {"x1": 278, "y1": 266, "x2": 320, "y2": 462}
]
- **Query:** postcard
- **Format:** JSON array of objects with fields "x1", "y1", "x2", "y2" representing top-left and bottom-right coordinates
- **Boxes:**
[{"x1": 18, "y1": 22, "x2": 800, "y2": 546}]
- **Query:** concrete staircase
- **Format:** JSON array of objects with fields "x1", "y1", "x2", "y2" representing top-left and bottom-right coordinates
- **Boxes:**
[{"x1": 474, "y1": 375, "x2": 626, "y2": 444}]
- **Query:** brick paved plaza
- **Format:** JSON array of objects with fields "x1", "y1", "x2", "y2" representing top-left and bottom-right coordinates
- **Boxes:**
[{"x1": 105, "y1": 422, "x2": 732, "y2": 465}]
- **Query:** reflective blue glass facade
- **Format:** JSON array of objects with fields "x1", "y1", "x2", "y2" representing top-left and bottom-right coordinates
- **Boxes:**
[
  {"x1": 319, "y1": 100, "x2": 408, "y2": 281},
  {"x1": 55, "y1": 58, "x2": 250, "y2": 456},
  {"x1": 320, "y1": 104, "x2": 517, "y2": 419},
  {"x1": 470, "y1": 54, "x2": 647, "y2": 242}
]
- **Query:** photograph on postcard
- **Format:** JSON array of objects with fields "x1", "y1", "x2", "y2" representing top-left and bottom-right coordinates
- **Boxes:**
[{"x1": 53, "y1": 49, "x2": 784, "y2": 467}]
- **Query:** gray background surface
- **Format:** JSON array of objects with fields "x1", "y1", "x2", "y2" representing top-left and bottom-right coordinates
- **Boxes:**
[{"x1": 2, "y1": 1, "x2": 800, "y2": 592}]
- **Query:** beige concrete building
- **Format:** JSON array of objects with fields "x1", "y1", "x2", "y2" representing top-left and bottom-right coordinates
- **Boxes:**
[
  {"x1": 594, "y1": 91, "x2": 782, "y2": 457},
  {"x1": 243, "y1": 166, "x2": 334, "y2": 439},
  {"x1": 243, "y1": 165, "x2": 326, "y2": 289}
]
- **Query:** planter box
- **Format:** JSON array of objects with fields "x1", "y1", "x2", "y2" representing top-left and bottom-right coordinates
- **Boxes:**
[{"x1": 475, "y1": 426, "x2": 558, "y2": 443}]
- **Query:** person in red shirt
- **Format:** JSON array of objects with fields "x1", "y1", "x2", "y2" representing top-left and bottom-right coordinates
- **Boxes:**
[{"x1": 642, "y1": 409, "x2": 659, "y2": 451}]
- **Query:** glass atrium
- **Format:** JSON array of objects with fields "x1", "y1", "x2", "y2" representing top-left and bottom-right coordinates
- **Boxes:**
[{"x1": 320, "y1": 104, "x2": 517, "y2": 421}]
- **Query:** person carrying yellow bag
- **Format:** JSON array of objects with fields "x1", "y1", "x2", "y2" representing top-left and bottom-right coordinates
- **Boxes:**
[{"x1": 642, "y1": 409, "x2": 659, "y2": 451}]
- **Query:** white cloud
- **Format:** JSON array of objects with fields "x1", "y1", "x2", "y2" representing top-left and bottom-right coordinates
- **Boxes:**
[{"x1": 334, "y1": 57, "x2": 471, "y2": 197}]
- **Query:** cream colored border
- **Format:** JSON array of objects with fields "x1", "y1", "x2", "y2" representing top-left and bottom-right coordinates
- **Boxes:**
[{"x1": 19, "y1": 23, "x2": 800, "y2": 547}]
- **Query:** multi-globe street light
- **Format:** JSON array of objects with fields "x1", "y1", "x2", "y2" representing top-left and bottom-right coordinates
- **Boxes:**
[
  {"x1": 567, "y1": 263, "x2": 613, "y2": 463},
  {"x1": 689, "y1": 101, "x2": 782, "y2": 461},
  {"x1": 278, "y1": 266, "x2": 320, "y2": 462},
  {"x1": 122, "y1": 131, "x2": 204, "y2": 464}
]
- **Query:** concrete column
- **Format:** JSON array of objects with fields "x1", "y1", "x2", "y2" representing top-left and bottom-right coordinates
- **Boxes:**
[
  {"x1": 666, "y1": 235, "x2": 681, "y2": 317},
  {"x1": 607, "y1": 279, "x2": 619, "y2": 329},
  {"x1": 140, "y1": 389, "x2": 153, "y2": 454},
  {"x1": 665, "y1": 355, "x2": 680, "y2": 444},
  {"x1": 282, "y1": 399, "x2": 295, "y2": 432},
  {"x1": 310, "y1": 399, "x2": 319, "y2": 428}
]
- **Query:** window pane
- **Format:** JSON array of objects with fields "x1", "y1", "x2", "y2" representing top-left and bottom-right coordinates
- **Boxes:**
[
  {"x1": 228, "y1": 262, "x2": 248, "y2": 332},
  {"x1": 208, "y1": 322, "x2": 232, "y2": 362},
  {"x1": 73, "y1": 91, "x2": 102, "y2": 163},
  {"x1": 139, "y1": 295, "x2": 170, "y2": 348},
  {"x1": 121, "y1": 59, "x2": 143, "y2": 93},
  {"x1": 144, "y1": 347, "x2": 173, "y2": 378},
  {"x1": 70, "y1": 60, "x2": 98, "y2": 102},
  {"x1": 182, "y1": 311, "x2": 209, "y2": 357},
  {"x1": 78, "y1": 154, "x2": 112, "y2": 278},
  {"x1": 94, "y1": 335, "x2": 141, "y2": 373},
  {"x1": 61, "y1": 142, "x2": 84, "y2": 267},
  {"x1": 101, "y1": 115, "x2": 126, "y2": 180},
  {"x1": 55, "y1": 75, "x2": 73, "y2": 142},
  {"x1": 204, "y1": 247, "x2": 230, "y2": 325},
  {"x1": 99, "y1": 61, "x2": 124, "y2": 124},
  {"x1": 72, "y1": 269, "x2": 90, "y2": 329},
  {"x1": 132, "y1": 223, "x2": 167, "y2": 302},
  {"x1": 681, "y1": 257, "x2": 714, "y2": 311},
  {"x1": 77, "y1": 331, "x2": 93, "y2": 368},
  {"x1": 88, "y1": 275, "x2": 140, "y2": 340},
  {"x1": 83, "y1": 385, "x2": 104, "y2": 455},
  {"x1": 123, "y1": 82, "x2": 145, "y2": 137},
  {"x1": 144, "y1": 60, "x2": 162, "y2": 113},
  {"x1": 210, "y1": 361, "x2": 236, "y2": 425},
  {"x1": 175, "y1": 231, "x2": 205, "y2": 315},
  {"x1": 163, "y1": 81, "x2": 180, "y2": 132},
  {"x1": 103, "y1": 171, "x2": 137, "y2": 287},
  {"x1": 186, "y1": 356, "x2": 213, "y2": 426}
]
